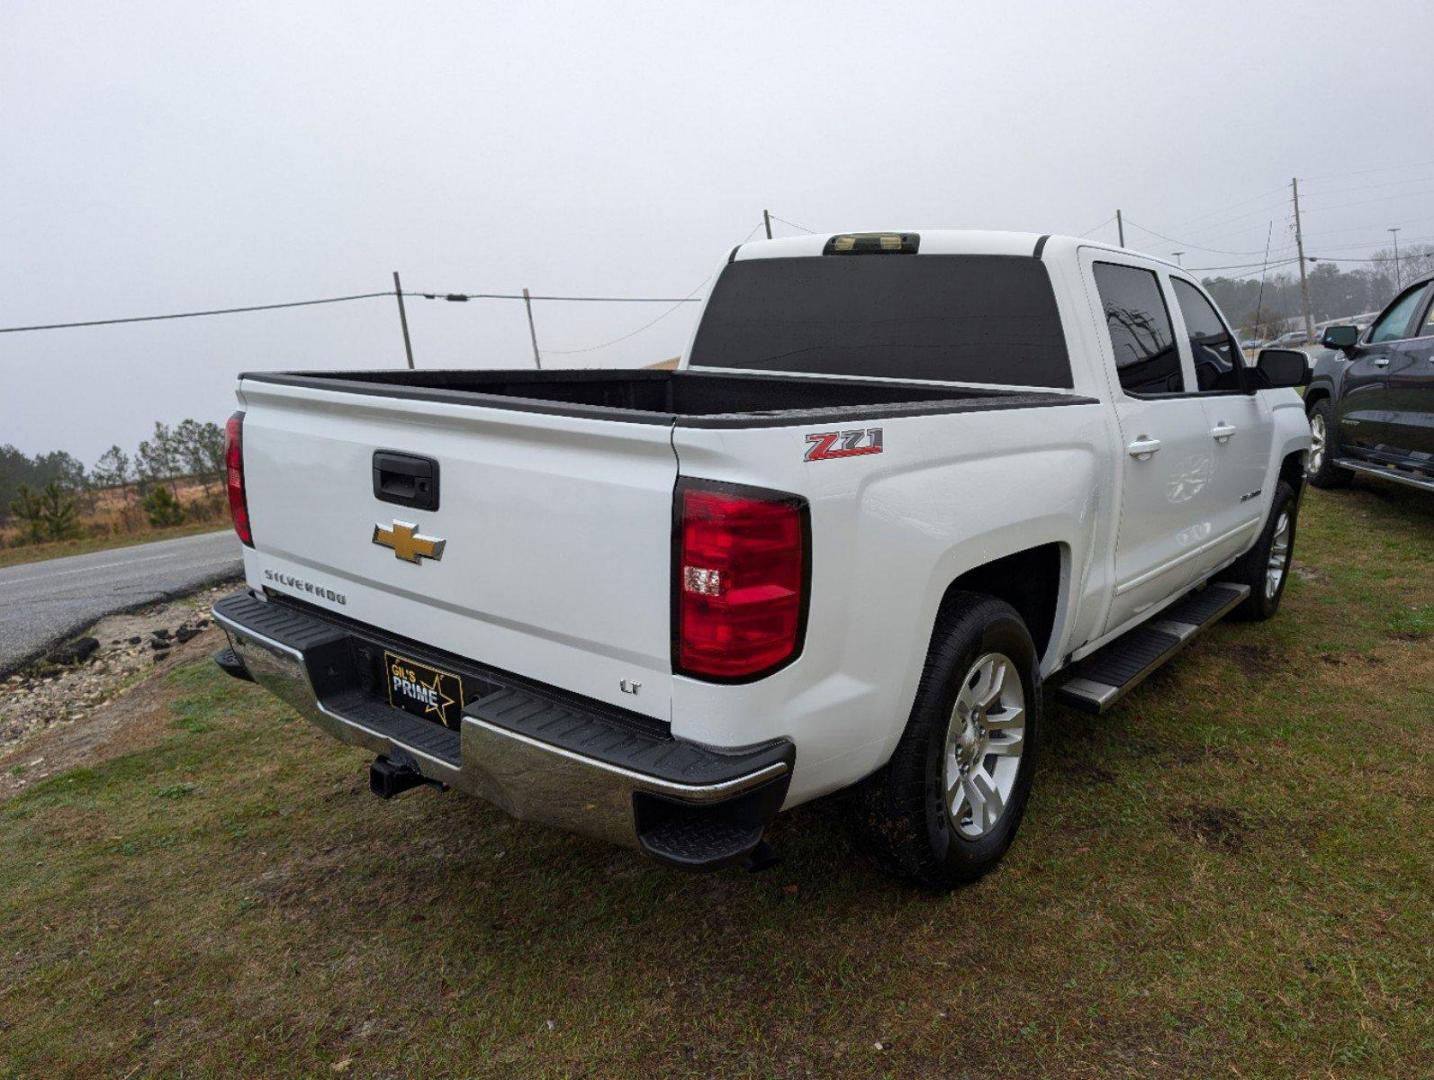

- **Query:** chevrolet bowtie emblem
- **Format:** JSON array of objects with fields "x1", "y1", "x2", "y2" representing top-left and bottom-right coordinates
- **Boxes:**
[{"x1": 372, "y1": 520, "x2": 446, "y2": 564}]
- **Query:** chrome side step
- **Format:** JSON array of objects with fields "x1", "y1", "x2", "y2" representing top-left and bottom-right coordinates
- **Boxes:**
[
  {"x1": 1332, "y1": 458, "x2": 1434, "y2": 493},
  {"x1": 1056, "y1": 583, "x2": 1250, "y2": 714}
]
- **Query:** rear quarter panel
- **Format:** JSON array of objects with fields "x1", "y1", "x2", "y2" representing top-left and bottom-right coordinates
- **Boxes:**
[{"x1": 671, "y1": 401, "x2": 1109, "y2": 806}]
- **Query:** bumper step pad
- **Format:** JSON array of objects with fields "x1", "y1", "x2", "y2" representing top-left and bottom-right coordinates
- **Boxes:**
[
  {"x1": 1056, "y1": 582, "x2": 1249, "y2": 714},
  {"x1": 468, "y1": 687, "x2": 792, "y2": 787}
]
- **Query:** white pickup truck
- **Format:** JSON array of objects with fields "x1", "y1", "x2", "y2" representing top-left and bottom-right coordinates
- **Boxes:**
[{"x1": 213, "y1": 230, "x2": 1312, "y2": 889}]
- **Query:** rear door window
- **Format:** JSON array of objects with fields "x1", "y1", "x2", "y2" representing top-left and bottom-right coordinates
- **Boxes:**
[
  {"x1": 1171, "y1": 278, "x2": 1246, "y2": 393},
  {"x1": 687, "y1": 254, "x2": 1073, "y2": 388},
  {"x1": 1091, "y1": 263, "x2": 1183, "y2": 395}
]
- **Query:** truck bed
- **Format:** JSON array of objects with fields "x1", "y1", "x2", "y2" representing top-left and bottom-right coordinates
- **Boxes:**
[{"x1": 240, "y1": 369, "x2": 1092, "y2": 427}]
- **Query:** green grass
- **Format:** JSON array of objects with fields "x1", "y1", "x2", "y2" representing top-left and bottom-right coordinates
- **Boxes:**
[
  {"x1": 0, "y1": 520, "x2": 227, "y2": 569},
  {"x1": 2, "y1": 485, "x2": 1431, "y2": 1079}
]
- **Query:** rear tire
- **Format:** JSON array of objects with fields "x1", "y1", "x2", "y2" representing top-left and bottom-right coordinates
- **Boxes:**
[
  {"x1": 1306, "y1": 400, "x2": 1352, "y2": 489},
  {"x1": 852, "y1": 594, "x2": 1041, "y2": 890},
  {"x1": 1220, "y1": 481, "x2": 1298, "y2": 622}
]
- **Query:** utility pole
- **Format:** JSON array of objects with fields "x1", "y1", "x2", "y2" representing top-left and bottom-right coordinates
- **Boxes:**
[
  {"x1": 1388, "y1": 227, "x2": 1402, "y2": 288},
  {"x1": 763, "y1": 209, "x2": 773, "y2": 240},
  {"x1": 1291, "y1": 178, "x2": 1314, "y2": 344},
  {"x1": 1116, "y1": 209, "x2": 1124, "y2": 247},
  {"x1": 1172, "y1": 251, "x2": 1185, "y2": 267},
  {"x1": 392, "y1": 271, "x2": 415, "y2": 369},
  {"x1": 522, "y1": 287, "x2": 542, "y2": 369}
]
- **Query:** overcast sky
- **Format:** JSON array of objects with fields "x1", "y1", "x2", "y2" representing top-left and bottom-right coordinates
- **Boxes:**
[{"x1": 4, "y1": 0, "x2": 1432, "y2": 463}]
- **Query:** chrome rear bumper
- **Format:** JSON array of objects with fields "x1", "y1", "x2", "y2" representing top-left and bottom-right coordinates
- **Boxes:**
[{"x1": 212, "y1": 591, "x2": 792, "y2": 868}]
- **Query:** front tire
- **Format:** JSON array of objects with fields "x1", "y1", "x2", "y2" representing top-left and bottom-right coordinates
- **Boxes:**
[
  {"x1": 1307, "y1": 400, "x2": 1352, "y2": 489},
  {"x1": 1220, "y1": 480, "x2": 1299, "y2": 621},
  {"x1": 852, "y1": 594, "x2": 1041, "y2": 890}
]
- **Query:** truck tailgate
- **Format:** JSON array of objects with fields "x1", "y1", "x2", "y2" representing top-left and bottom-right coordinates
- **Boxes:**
[{"x1": 237, "y1": 379, "x2": 677, "y2": 721}]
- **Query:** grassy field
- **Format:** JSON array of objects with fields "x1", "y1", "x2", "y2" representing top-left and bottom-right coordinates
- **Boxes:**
[
  {"x1": 0, "y1": 519, "x2": 228, "y2": 570},
  {"x1": 1, "y1": 483, "x2": 1429, "y2": 1079},
  {"x1": 0, "y1": 480, "x2": 227, "y2": 569}
]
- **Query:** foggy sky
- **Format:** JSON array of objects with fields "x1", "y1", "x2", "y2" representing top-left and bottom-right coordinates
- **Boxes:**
[{"x1": 4, "y1": 0, "x2": 1432, "y2": 464}]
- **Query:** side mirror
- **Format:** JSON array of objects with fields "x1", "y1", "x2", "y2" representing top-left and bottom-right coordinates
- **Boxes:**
[
  {"x1": 1255, "y1": 348, "x2": 1311, "y2": 389},
  {"x1": 1321, "y1": 324, "x2": 1360, "y2": 350}
]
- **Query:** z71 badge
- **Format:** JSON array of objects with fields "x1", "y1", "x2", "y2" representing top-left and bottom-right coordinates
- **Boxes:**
[{"x1": 804, "y1": 427, "x2": 883, "y2": 462}]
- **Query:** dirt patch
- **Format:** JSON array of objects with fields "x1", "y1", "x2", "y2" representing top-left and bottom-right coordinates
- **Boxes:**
[
  {"x1": 1061, "y1": 760, "x2": 1116, "y2": 785},
  {"x1": 0, "y1": 585, "x2": 234, "y2": 797},
  {"x1": 1168, "y1": 804, "x2": 1249, "y2": 853},
  {"x1": 1228, "y1": 642, "x2": 1280, "y2": 676},
  {"x1": 1319, "y1": 651, "x2": 1387, "y2": 668},
  {"x1": 1291, "y1": 561, "x2": 1329, "y2": 585}
]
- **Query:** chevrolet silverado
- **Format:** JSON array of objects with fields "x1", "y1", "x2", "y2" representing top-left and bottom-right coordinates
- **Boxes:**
[{"x1": 213, "y1": 230, "x2": 1312, "y2": 889}]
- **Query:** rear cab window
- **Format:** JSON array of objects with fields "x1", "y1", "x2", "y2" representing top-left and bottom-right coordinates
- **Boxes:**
[
  {"x1": 1091, "y1": 262, "x2": 1183, "y2": 395},
  {"x1": 688, "y1": 253, "x2": 1074, "y2": 388}
]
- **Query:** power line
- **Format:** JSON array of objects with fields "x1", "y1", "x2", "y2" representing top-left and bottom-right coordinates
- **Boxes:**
[
  {"x1": 1298, "y1": 185, "x2": 1434, "y2": 214},
  {"x1": 1299, "y1": 173, "x2": 1434, "y2": 198},
  {"x1": 769, "y1": 213, "x2": 816, "y2": 234},
  {"x1": 417, "y1": 291, "x2": 704, "y2": 303},
  {"x1": 1161, "y1": 184, "x2": 1290, "y2": 233},
  {"x1": 1078, "y1": 215, "x2": 1116, "y2": 238},
  {"x1": 0, "y1": 291, "x2": 393, "y2": 334},
  {"x1": 541, "y1": 219, "x2": 767, "y2": 356},
  {"x1": 1301, "y1": 158, "x2": 1434, "y2": 183},
  {"x1": 0, "y1": 288, "x2": 709, "y2": 336},
  {"x1": 1121, "y1": 217, "x2": 1272, "y2": 257},
  {"x1": 1186, "y1": 256, "x2": 1301, "y2": 274},
  {"x1": 542, "y1": 274, "x2": 716, "y2": 355}
]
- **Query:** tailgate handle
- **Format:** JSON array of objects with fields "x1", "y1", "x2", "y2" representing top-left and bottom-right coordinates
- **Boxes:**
[{"x1": 372, "y1": 451, "x2": 440, "y2": 511}]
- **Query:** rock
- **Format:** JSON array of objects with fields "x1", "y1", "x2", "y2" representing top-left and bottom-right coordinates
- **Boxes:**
[
  {"x1": 150, "y1": 639, "x2": 172, "y2": 652},
  {"x1": 47, "y1": 637, "x2": 100, "y2": 666},
  {"x1": 174, "y1": 626, "x2": 201, "y2": 644},
  {"x1": 127, "y1": 636, "x2": 142, "y2": 645},
  {"x1": 152, "y1": 628, "x2": 172, "y2": 641}
]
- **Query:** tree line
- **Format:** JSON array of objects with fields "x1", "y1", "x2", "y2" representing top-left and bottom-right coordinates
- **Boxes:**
[
  {"x1": 1202, "y1": 244, "x2": 1433, "y2": 340},
  {"x1": 2, "y1": 419, "x2": 227, "y2": 539}
]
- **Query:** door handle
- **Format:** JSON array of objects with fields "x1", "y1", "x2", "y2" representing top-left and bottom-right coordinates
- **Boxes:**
[
  {"x1": 1210, "y1": 423, "x2": 1237, "y2": 443},
  {"x1": 1372, "y1": 356, "x2": 1390, "y2": 367},
  {"x1": 1126, "y1": 436, "x2": 1162, "y2": 459}
]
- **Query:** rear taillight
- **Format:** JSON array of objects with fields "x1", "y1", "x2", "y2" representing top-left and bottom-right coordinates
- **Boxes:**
[
  {"x1": 225, "y1": 411, "x2": 252, "y2": 547},
  {"x1": 675, "y1": 481, "x2": 808, "y2": 681}
]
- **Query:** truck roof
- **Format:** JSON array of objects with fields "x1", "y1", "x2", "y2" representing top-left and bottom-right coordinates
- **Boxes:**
[{"x1": 732, "y1": 229, "x2": 1181, "y2": 271}]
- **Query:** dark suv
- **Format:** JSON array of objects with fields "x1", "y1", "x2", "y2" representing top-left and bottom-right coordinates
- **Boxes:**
[{"x1": 1306, "y1": 271, "x2": 1434, "y2": 491}]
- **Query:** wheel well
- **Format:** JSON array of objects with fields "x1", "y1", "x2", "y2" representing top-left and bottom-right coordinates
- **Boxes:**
[
  {"x1": 1280, "y1": 450, "x2": 1306, "y2": 497},
  {"x1": 940, "y1": 543, "x2": 1062, "y2": 660},
  {"x1": 1303, "y1": 387, "x2": 1328, "y2": 412}
]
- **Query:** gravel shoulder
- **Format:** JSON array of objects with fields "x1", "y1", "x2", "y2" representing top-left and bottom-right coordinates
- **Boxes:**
[
  {"x1": 0, "y1": 529, "x2": 241, "y2": 677},
  {"x1": 0, "y1": 584, "x2": 234, "y2": 797}
]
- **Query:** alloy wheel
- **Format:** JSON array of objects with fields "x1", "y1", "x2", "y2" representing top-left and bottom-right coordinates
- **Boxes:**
[
  {"x1": 1308, "y1": 413, "x2": 1326, "y2": 475},
  {"x1": 943, "y1": 652, "x2": 1026, "y2": 840},
  {"x1": 1266, "y1": 511, "x2": 1291, "y2": 600}
]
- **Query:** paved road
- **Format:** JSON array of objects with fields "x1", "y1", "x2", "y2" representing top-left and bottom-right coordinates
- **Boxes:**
[{"x1": 0, "y1": 530, "x2": 243, "y2": 676}]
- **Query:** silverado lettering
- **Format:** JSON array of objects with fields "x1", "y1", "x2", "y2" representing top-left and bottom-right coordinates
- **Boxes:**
[{"x1": 263, "y1": 569, "x2": 346, "y2": 605}]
